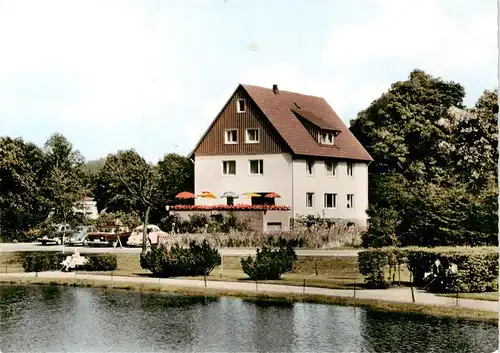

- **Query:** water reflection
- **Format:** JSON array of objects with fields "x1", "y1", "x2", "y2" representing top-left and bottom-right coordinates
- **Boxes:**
[
  {"x1": 0, "y1": 284, "x2": 497, "y2": 353},
  {"x1": 361, "y1": 310, "x2": 497, "y2": 353}
]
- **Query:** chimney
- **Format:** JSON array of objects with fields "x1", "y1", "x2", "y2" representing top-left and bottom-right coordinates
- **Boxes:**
[{"x1": 272, "y1": 84, "x2": 279, "y2": 95}]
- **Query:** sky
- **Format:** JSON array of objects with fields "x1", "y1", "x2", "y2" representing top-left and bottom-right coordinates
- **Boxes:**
[{"x1": 0, "y1": 0, "x2": 497, "y2": 162}]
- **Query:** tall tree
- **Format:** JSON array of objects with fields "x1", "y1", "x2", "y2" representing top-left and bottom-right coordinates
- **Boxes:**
[
  {"x1": 350, "y1": 69, "x2": 465, "y2": 183},
  {"x1": 443, "y1": 89, "x2": 498, "y2": 189},
  {"x1": 97, "y1": 150, "x2": 161, "y2": 251},
  {"x1": 350, "y1": 70, "x2": 497, "y2": 247},
  {"x1": 42, "y1": 134, "x2": 86, "y2": 227},
  {"x1": 152, "y1": 153, "x2": 194, "y2": 221},
  {"x1": 0, "y1": 137, "x2": 48, "y2": 239}
]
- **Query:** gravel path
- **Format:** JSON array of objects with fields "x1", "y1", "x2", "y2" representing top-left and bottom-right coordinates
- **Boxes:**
[{"x1": 1, "y1": 271, "x2": 497, "y2": 313}]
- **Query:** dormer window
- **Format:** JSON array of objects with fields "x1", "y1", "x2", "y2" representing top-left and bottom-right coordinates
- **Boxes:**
[
  {"x1": 237, "y1": 99, "x2": 246, "y2": 113},
  {"x1": 321, "y1": 132, "x2": 334, "y2": 145}
]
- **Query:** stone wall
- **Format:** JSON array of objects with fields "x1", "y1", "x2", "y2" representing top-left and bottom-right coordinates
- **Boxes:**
[{"x1": 170, "y1": 210, "x2": 291, "y2": 233}]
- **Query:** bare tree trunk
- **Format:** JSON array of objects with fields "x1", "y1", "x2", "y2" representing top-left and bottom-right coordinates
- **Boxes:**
[{"x1": 142, "y1": 205, "x2": 151, "y2": 252}]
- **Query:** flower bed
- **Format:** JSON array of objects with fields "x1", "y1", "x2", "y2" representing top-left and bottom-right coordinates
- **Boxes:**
[{"x1": 170, "y1": 204, "x2": 290, "y2": 211}]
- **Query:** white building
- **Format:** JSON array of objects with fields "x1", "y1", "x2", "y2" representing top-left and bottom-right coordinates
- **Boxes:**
[
  {"x1": 189, "y1": 84, "x2": 373, "y2": 226},
  {"x1": 73, "y1": 196, "x2": 99, "y2": 220}
]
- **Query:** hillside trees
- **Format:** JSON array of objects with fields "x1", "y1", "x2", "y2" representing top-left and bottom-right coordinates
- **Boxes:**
[{"x1": 350, "y1": 70, "x2": 498, "y2": 247}]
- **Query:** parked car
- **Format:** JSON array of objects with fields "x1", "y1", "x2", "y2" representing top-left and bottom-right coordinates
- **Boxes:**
[
  {"x1": 85, "y1": 225, "x2": 131, "y2": 247},
  {"x1": 37, "y1": 224, "x2": 72, "y2": 245},
  {"x1": 65, "y1": 225, "x2": 96, "y2": 246},
  {"x1": 126, "y1": 224, "x2": 168, "y2": 247}
]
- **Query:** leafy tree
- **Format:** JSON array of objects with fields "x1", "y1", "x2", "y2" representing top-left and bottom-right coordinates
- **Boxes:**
[
  {"x1": 96, "y1": 150, "x2": 161, "y2": 251},
  {"x1": 153, "y1": 153, "x2": 194, "y2": 221},
  {"x1": 0, "y1": 134, "x2": 85, "y2": 241},
  {"x1": 351, "y1": 70, "x2": 497, "y2": 247},
  {"x1": 0, "y1": 137, "x2": 48, "y2": 239},
  {"x1": 443, "y1": 90, "x2": 498, "y2": 189},
  {"x1": 350, "y1": 69, "x2": 465, "y2": 182},
  {"x1": 42, "y1": 134, "x2": 86, "y2": 228}
]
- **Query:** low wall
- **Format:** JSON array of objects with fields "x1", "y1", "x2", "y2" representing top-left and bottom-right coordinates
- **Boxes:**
[{"x1": 171, "y1": 210, "x2": 291, "y2": 233}]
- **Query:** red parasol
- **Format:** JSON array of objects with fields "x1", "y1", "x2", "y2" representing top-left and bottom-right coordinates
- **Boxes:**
[
  {"x1": 176, "y1": 191, "x2": 197, "y2": 199},
  {"x1": 264, "y1": 192, "x2": 281, "y2": 198}
]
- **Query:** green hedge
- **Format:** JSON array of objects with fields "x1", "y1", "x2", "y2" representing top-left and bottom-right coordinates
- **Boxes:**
[
  {"x1": 358, "y1": 246, "x2": 498, "y2": 293},
  {"x1": 140, "y1": 240, "x2": 221, "y2": 277},
  {"x1": 21, "y1": 252, "x2": 117, "y2": 272},
  {"x1": 240, "y1": 245, "x2": 297, "y2": 280}
]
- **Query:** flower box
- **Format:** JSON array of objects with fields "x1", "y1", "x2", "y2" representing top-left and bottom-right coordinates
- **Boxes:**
[{"x1": 170, "y1": 204, "x2": 290, "y2": 211}]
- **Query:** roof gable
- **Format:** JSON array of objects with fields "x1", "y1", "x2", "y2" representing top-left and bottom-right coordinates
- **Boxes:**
[
  {"x1": 189, "y1": 84, "x2": 373, "y2": 162},
  {"x1": 189, "y1": 85, "x2": 291, "y2": 158}
]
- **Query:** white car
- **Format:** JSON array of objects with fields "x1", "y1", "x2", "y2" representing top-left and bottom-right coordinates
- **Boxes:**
[{"x1": 126, "y1": 225, "x2": 167, "y2": 247}]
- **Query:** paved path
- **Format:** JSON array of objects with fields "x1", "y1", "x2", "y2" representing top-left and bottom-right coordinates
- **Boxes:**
[
  {"x1": 0, "y1": 243, "x2": 360, "y2": 257},
  {"x1": 1, "y1": 271, "x2": 497, "y2": 313}
]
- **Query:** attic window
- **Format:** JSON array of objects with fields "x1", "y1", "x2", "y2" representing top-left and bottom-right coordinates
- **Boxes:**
[
  {"x1": 225, "y1": 129, "x2": 238, "y2": 144},
  {"x1": 321, "y1": 132, "x2": 335, "y2": 145},
  {"x1": 237, "y1": 99, "x2": 246, "y2": 113}
]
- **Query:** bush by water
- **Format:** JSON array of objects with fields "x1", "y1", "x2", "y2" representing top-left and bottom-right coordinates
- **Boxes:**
[
  {"x1": 241, "y1": 245, "x2": 297, "y2": 280},
  {"x1": 140, "y1": 240, "x2": 221, "y2": 277}
]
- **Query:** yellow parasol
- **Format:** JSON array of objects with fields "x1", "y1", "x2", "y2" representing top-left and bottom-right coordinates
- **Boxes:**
[
  {"x1": 198, "y1": 191, "x2": 217, "y2": 199},
  {"x1": 241, "y1": 192, "x2": 261, "y2": 198}
]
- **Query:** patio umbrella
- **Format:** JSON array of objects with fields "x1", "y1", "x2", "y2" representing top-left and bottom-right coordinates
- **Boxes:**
[
  {"x1": 175, "y1": 191, "x2": 197, "y2": 199},
  {"x1": 241, "y1": 192, "x2": 261, "y2": 198},
  {"x1": 220, "y1": 191, "x2": 239, "y2": 198},
  {"x1": 264, "y1": 192, "x2": 281, "y2": 198},
  {"x1": 198, "y1": 191, "x2": 217, "y2": 199}
]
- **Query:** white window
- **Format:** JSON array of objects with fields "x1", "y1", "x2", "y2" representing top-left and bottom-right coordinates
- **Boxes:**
[
  {"x1": 237, "y1": 99, "x2": 246, "y2": 113},
  {"x1": 306, "y1": 160, "x2": 315, "y2": 175},
  {"x1": 306, "y1": 193, "x2": 314, "y2": 208},
  {"x1": 325, "y1": 161, "x2": 337, "y2": 176},
  {"x1": 225, "y1": 129, "x2": 238, "y2": 144},
  {"x1": 347, "y1": 162, "x2": 354, "y2": 177},
  {"x1": 222, "y1": 160, "x2": 236, "y2": 175},
  {"x1": 321, "y1": 132, "x2": 334, "y2": 145},
  {"x1": 245, "y1": 128, "x2": 259, "y2": 143},
  {"x1": 249, "y1": 159, "x2": 264, "y2": 175},
  {"x1": 347, "y1": 194, "x2": 354, "y2": 209},
  {"x1": 324, "y1": 193, "x2": 337, "y2": 208}
]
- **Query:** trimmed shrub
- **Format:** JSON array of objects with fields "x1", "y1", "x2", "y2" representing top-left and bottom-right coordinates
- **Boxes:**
[
  {"x1": 358, "y1": 246, "x2": 498, "y2": 293},
  {"x1": 83, "y1": 254, "x2": 117, "y2": 271},
  {"x1": 240, "y1": 245, "x2": 297, "y2": 280},
  {"x1": 405, "y1": 246, "x2": 498, "y2": 293},
  {"x1": 140, "y1": 240, "x2": 221, "y2": 277},
  {"x1": 21, "y1": 252, "x2": 117, "y2": 272},
  {"x1": 358, "y1": 248, "x2": 392, "y2": 288}
]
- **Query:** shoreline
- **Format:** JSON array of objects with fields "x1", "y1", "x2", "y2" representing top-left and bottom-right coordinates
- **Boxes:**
[{"x1": 1, "y1": 273, "x2": 497, "y2": 325}]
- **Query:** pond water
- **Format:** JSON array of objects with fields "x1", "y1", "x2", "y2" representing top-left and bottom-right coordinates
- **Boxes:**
[{"x1": 0, "y1": 284, "x2": 497, "y2": 353}]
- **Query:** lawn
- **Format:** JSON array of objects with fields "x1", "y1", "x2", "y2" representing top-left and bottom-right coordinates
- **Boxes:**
[
  {"x1": 437, "y1": 292, "x2": 499, "y2": 302},
  {"x1": 0, "y1": 251, "x2": 412, "y2": 290}
]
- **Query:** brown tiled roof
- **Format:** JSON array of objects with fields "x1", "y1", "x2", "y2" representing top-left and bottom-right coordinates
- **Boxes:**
[
  {"x1": 242, "y1": 84, "x2": 373, "y2": 161},
  {"x1": 291, "y1": 108, "x2": 340, "y2": 130}
]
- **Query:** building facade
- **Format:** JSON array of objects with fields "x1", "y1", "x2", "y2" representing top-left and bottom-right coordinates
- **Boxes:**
[
  {"x1": 189, "y1": 84, "x2": 373, "y2": 226},
  {"x1": 73, "y1": 196, "x2": 99, "y2": 220}
]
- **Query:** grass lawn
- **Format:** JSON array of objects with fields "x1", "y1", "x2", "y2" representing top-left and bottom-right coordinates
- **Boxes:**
[
  {"x1": 437, "y1": 292, "x2": 499, "y2": 302},
  {"x1": 0, "y1": 251, "x2": 412, "y2": 290}
]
